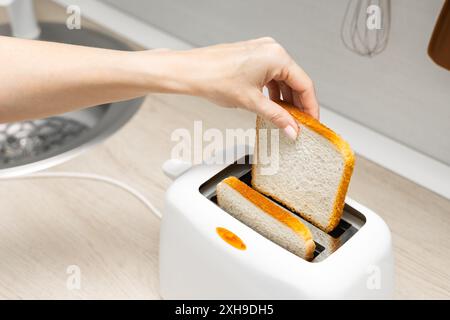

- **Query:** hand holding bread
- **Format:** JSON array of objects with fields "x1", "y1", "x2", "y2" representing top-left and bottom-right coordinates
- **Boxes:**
[{"x1": 171, "y1": 37, "x2": 319, "y2": 140}]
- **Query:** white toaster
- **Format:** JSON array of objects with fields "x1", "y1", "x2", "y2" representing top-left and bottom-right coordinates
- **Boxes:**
[{"x1": 159, "y1": 146, "x2": 394, "y2": 299}]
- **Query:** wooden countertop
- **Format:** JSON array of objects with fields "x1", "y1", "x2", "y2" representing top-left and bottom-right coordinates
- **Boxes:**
[
  {"x1": 0, "y1": 1, "x2": 448, "y2": 300},
  {"x1": 1, "y1": 94, "x2": 449, "y2": 299}
]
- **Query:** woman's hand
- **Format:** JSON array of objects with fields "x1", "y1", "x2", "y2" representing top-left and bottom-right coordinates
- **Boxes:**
[
  {"x1": 0, "y1": 35, "x2": 318, "y2": 132},
  {"x1": 169, "y1": 37, "x2": 320, "y2": 140}
]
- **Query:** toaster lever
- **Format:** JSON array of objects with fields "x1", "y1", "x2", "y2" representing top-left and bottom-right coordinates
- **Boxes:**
[{"x1": 162, "y1": 159, "x2": 192, "y2": 180}]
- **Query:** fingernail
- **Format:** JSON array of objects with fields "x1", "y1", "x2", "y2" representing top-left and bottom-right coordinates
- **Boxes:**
[{"x1": 283, "y1": 125, "x2": 298, "y2": 141}]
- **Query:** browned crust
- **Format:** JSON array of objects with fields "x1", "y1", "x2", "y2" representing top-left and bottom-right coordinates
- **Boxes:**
[
  {"x1": 220, "y1": 176, "x2": 315, "y2": 260},
  {"x1": 252, "y1": 101, "x2": 355, "y2": 233}
]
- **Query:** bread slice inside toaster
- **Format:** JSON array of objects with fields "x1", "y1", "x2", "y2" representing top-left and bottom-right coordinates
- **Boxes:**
[
  {"x1": 216, "y1": 176, "x2": 315, "y2": 261},
  {"x1": 252, "y1": 101, "x2": 355, "y2": 233}
]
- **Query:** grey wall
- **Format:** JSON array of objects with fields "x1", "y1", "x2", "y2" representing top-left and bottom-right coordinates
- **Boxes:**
[{"x1": 103, "y1": 0, "x2": 450, "y2": 165}]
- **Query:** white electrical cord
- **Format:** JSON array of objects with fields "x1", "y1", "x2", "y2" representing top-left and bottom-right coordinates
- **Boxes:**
[{"x1": 0, "y1": 172, "x2": 163, "y2": 219}]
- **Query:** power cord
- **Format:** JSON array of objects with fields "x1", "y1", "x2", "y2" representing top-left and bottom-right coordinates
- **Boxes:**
[{"x1": 0, "y1": 171, "x2": 163, "y2": 219}]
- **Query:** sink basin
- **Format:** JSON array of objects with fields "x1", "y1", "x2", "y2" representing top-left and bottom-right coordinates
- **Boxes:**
[{"x1": 0, "y1": 23, "x2": 143, "y2": 176}]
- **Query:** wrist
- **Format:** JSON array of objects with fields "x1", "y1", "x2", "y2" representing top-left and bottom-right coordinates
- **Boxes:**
[{"x1": 128, "y1": 49, "x2": 198, "y2": 96}]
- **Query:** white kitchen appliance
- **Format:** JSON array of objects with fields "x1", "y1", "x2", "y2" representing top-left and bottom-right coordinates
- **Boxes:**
[{"x1": 160, "y1": 146, "x2": 394, "y2": 299}]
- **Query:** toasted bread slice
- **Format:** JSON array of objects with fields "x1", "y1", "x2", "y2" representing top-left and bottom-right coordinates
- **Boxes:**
[
  {"x1": 216, "y1": 176, "x2": 315, "y2": 260},
  {"x1": 252, "y1": 101, "x2": 355, "y2": 233}
]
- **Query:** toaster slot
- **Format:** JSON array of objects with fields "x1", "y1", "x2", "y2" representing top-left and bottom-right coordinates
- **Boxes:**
[
  {"x1": 328, "y1": 219, "x2": 352, "y2": 238},
  {"x1": 199, "y1": 155, "x2": 365, "y2": 262},
  {"x1": 313, "y1": 242, "x2": 325, "y2": 259}
]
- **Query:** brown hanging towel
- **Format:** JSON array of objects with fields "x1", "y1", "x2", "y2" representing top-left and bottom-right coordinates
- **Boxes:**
[{"x1": 428, "y1": 0, "x2": 450, "y2": 71}]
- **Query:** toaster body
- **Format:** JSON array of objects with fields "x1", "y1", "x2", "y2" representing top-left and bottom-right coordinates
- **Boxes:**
[{"x1": 159, "y1": 149, "x2": 394, "y2": 299}]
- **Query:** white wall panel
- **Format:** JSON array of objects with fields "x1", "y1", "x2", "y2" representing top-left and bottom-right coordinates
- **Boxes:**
[{"x1": 102, "y1": 0, "x2": 450, "y2": 165}]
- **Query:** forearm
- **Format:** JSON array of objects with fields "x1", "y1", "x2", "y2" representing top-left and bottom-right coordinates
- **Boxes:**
[
  {"x1": 0, "y1": 36, "x2": 185, "y2": 123},
  {"x1": 0, "y1": 36, "x2": 319, "y2": 136}
]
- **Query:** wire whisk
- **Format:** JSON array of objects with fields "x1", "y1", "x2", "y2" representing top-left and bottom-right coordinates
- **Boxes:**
[{"x1": 341, "y1": 0, "x2": 391, "y2": 57}]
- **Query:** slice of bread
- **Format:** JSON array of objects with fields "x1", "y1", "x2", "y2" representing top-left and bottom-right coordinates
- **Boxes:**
[
  {"x1": 252, "y1": 101, "x2": 355, "y2": 233},
  {"x1": 216, "y1": 176, "x2": 315, "y2": 260}
]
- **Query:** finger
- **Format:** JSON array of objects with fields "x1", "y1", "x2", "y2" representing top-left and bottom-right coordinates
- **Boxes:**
[
  {"x1": 292, "y1": 89, "x2": 303, "y2": 110},
  {"x1": 266, "y1": 80, "x2": 280, "y2": 101},
  {"x1": 251, "y1": 36, "x2": 276, "y2": 44},
  {"x1": 251, "y1": 92, "x2": 299, "y2": 141},
  {"x1": 279, "y1": 62, "x2": 320, "y2": 119},
  {"x1": 298, "y1": 84, "x2": 320, "y2": 119},
  {"x1": 278, "y1": 81, "x2": 293, "y2": 104}
]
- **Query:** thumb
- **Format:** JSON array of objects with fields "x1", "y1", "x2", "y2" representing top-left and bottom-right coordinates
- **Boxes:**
[{"x1": 251, "y1": 93, "x2": 299, "y2": 141}]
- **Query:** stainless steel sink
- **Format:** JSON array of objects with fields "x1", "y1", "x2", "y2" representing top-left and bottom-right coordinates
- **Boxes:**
[{"x1": 0, "y1": 23, "x2": 143, "y2": 176}]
